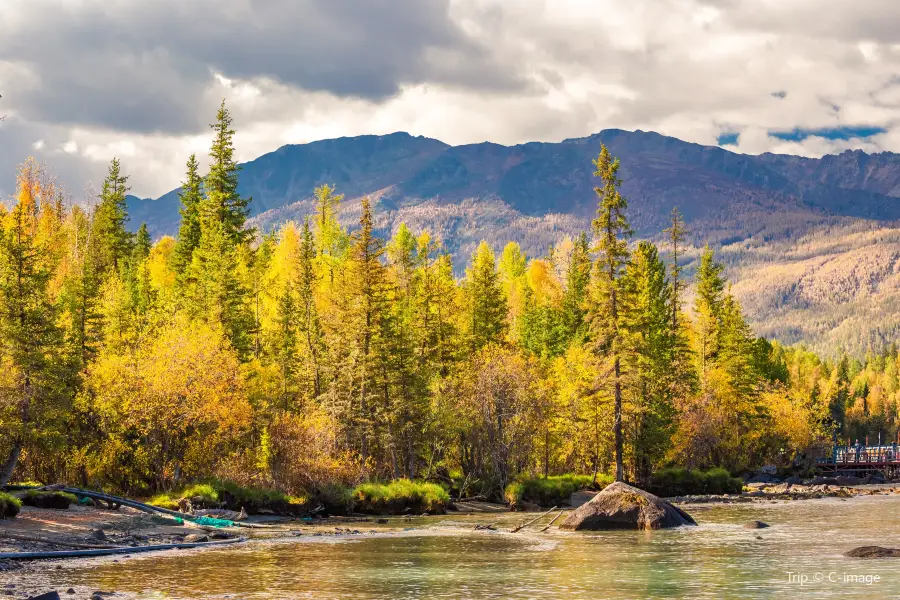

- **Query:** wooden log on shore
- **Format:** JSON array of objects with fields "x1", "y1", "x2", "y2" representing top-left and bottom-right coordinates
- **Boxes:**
[{"x1": 0, "y1": 531, "x2": 116, "y2": 550}]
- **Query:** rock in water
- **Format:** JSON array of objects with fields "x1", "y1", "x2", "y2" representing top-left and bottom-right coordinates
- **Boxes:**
[
  {"x1": 559, "y1": 482, "x2": 696, "y2": 531},
  {"x1": 845, "y1": 546, "x2": 900, "y2": 558},
  {"x1": 743, "y1": 520, "x2": 770, "y2": 529}
]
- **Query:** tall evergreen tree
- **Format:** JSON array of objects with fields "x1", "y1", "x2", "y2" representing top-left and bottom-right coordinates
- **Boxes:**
[
  {"x1": 621, "y1": 242, "x2": 675, "y2": 483},
  {"x1": 664, "y1": 208, "x2": 687, "y2": 332},
  {"x1": 173, "y1": 154, "x2": 204, "y2": 273},
  {"x1": 297, "y1": 218, "x2": 323, "y2": 399},
  {"x1": 345, "y1": 197, "x2": 390, "y2": 462},
  {"x1": 562, "y1": 232, "x2": 591, "y2": 343},
  {"x1": 205, "y1": 100, "x2": 252, "y2": 245},
  {"x1": 90, "y1": 158, "x2": 132, "y2": 276},
  {"x1": 464, "y1": 241, "x2": 507, "y2": 352},
  {"x1": 589, "y1": 144, "x2": 632, "y2": 482},
  {"x1": 694, "y1": 246, "x2": 725, "y2": 390},
  {"x1": 0, "y1": 166, "x2": 67, "y2": 484}
]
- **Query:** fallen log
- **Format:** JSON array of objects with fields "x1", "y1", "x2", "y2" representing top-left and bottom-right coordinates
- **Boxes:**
[
  {"x1": 510, "y1": 505, "x2": 557, "y2": 533},
  {"x1": 0, "y1": 535, "x2": 245, "y2": 560},
  {"x1": 0, "y1": 531, "x2": 116, "y2": 550},
  {"x1": 539, "y1": 510, "x2": 565, "y2": 532}
]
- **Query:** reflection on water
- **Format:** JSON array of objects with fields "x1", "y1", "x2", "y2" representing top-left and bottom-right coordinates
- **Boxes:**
[{"x1": 24, "y1": 496, "x2": 900, "y2": 598}]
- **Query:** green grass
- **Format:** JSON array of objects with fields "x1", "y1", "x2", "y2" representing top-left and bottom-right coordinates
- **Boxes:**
[
  {"x1": 147, "y1": 480, "x2": 302, "y2": 514},
  {"x1": 0, "y1": 492, "x2": 21, "y2": 519},
  {"x1": 504, "y1": 474, "x2": 608, "y2": 509},
  {"x1": 21, "y1": 490, "x2": 78, "y2": 509},
  {"x1": 647, "y1": 467, "x2": 743, "y2": 497},
  {"x1": 148, "y1": 483, "x2": 219, "y2": 511},
  {"x1": 352, "y1": 480, "x2": 450, "y2": 515}
]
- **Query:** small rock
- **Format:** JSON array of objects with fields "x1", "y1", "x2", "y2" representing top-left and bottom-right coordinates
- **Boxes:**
[
  {"x1": 182, "y1": 533, "x2": 209, "y2": 543},
  {"x1": 26, "y1": 593, "x2": 60, "y2": 600},
  {"x1": 208, "y1": 531, "x2": 231, "y2": 540},
  {"x1": 756, "y1": 535, "x2": 763, "y2": 540},
  {"x1": 744, "y1": 520, "x2": 770, "y2": 529},
  {"x1": 90, "y1": 529, "x2": 107, "y2": 541},
  {"x1": 376, "y1": 518, "x2": 388, "y2": 524},
  {"x1": 845, "y1": 546, "x2": 900, "y2": 558},
  {"x1": 66, "y1": 590, "x2": 75, "y2": 596}
]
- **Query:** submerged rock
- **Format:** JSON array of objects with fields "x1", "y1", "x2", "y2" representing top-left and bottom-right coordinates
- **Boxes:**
[
  {"x1": 559, "y1": 482, "x2": 696, "y2": 531},
  {"x1": 743, "y1": 520, "x2": 770, "y2": 529},
  {"x1": 845, "y1": 546, "x2": 900, "y2": 558}
]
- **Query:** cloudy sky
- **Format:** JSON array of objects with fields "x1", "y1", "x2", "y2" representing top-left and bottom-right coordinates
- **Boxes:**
[{"x1": 2, "y1": 0, "x2": 900, "y2": 199}]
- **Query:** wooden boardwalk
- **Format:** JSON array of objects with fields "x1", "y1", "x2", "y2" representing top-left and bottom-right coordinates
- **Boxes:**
[{"x1": 818, "y1": 445, "x2": 900, "y2": 474}]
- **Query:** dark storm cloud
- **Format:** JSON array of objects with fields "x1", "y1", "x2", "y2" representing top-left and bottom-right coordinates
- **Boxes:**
[{"x1": 0, "y1": 0, "x2": 520, "y2": 135}]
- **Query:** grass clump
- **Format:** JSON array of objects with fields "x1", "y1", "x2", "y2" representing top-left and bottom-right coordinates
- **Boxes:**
[
  {"x1": 0, "y1": 492, "x2": 21, "y2": 519},
  {"x1": 505, "y1": 474, "x2": 608, "y2": 509},
  {"x1": 352, "y1": 479, "x2": 450, "y2": 515},
  {"x1": 21, "y1": 490, "x2": 77, "y2": 510},
  {"x1": 148, "y1": 483, "x2": 219, "y2": 511},
  {"x1": 647, "y1": 467, "x2": 743, "y2": 497}
]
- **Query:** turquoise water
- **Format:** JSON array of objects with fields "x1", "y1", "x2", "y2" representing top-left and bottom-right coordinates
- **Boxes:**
[{"x1": 13, "y1": 495, "x2": 900, "y2": 599}]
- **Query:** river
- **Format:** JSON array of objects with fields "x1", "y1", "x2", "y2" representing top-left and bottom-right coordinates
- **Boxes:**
[{"x1": 8, "y1": 495, "x2": 900, "y2": 598}]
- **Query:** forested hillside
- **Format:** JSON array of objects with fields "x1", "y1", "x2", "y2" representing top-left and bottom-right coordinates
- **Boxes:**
[
  {"x1": 2, "y1": 102, "x2": 896, "y2": 503},
  {"x1": 127, "y1": 130, "x2": 900, "y2": 357}
]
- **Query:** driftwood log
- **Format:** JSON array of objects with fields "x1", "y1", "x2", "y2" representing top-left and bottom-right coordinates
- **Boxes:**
[{"x1": 511, "y1": 505, "x2": 557, "y2": 533}]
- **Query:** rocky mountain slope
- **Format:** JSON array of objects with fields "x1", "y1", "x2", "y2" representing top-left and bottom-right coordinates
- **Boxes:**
[{"x1": 127, "y1": 129, "x2": 900, "y2": 356}]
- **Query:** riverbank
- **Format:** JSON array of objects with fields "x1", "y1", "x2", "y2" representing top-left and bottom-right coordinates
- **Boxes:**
[{"x1": 6, "y1": 493, "x2": 900, "y2": 599}]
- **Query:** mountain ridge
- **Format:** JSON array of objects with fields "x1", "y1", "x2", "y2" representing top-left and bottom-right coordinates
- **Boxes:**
[{"x1": 126, "y1": 129, "x2": 900, "y2": 356}]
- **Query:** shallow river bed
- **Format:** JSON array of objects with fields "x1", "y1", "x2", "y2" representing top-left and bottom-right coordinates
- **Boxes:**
[{"x1": 6, "y1": 495, "x2": 900, "y2": 599}]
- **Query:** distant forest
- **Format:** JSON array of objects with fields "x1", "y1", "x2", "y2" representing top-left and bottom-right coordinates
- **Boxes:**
[{"x1": 0, "y1": 102, "x2": 894, "y2": 500}]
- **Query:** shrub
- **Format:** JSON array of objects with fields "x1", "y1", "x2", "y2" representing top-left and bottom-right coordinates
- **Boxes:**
[
  {"x1": 352, "y1": 480, "x2": 450, "y2": 515},
  {"x1": 647, "y1": 467, "x2": 743, "y2": 497},
  {"x1": 505, "y1": 474, "x2": 608, "y2": 509},
  {"x1": 21, "y1": 490, "x2": 78, "y2": 510},
  {"x1": 0, "y1": 492, "x2": 21, "y2": 519}
]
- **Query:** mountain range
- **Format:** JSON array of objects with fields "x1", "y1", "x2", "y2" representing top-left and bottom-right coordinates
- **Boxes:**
[{"x1": 127, "y1": 129, "x2": 900, "y2": 357}]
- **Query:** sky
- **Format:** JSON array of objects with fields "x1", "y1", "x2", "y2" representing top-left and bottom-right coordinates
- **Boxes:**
[{"x1": 2, "y1": 0, "x2": 900, "y2": 199}]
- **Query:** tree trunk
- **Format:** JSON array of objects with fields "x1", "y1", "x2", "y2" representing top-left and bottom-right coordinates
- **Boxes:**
[
  {"x1": 614, "y1": 355, "x2": 624, "y2": 482},
  {"x1": 0, "y1": 439, "x2": 23, "y2": 486}
]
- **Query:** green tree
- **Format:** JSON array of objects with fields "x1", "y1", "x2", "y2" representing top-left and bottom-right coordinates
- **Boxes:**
[
  {"x1": 204, "y1": 100, "x2": 252, "y2": 246},
  {"x1": 562, "y1": 232, "x2": 591, "y2": 343},
  {"x1": 621, "y1": 242, "x2": 675, "y2": 482},
  {"x1": 91, "y1": 158, "x2": 132, "y2": 276},
  {"x1": 463, "y1": 241, "x2": 507, "y2": 352},
  {"x1": 0, "y1": 173, "x2": 68, "y2": 484},
  {"x1": 588, "y1": 144, "x2": 632, "y2": 482},
  {"x1": 173, "y1": 154, "x2": 204, "y2": 273},
  {"x1": 694, "y1": 246, "x2": 725, "y2": 390}
]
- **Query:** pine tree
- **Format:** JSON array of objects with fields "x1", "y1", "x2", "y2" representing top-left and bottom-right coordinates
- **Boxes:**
[
  {"x1": 273, "y1": 279, "x2": 300, "y2": 410},
  {"x1": 562, "y1": 232, "x2": 591, "y2": 343},
  {"x1": 297, "y1": 218, "x2": 323, "y2": 398},
  {"x1": 464, "y1": 241, "x2": 507, "y2": 352},
  {"x1": 91, "y1": 158, "x2": 132, "y2": 276},
  {"x1": 589, "y1": 144, "x2": 632, "y2": 482},
  {"x1": 312, "y1": 184, "x2": 347, "y2": 283},
  {"x1": 173, "y1": 154, "x2": 204, "y2": 273},
  {"x1": 345, "y1": 197, "x2": 390, "y2": 462},
  {"x1": 664, "y1": 208, "x2": 687, "y2": 332},
  {"x1": 621, "y1": 242, "x2": 675, "y2": 482},
  {"x1": 185, "y1": 217, "x2": 254, "y2": 357},
  {"x1": 694, "y1": 246, "x2": 725, "y2": 390},
  {"x1": 205, "y1": 100, "x2": 252, "y2": 245},
  {"x1": 0, "y1": 164, "x2": 67, "y2": 484}
]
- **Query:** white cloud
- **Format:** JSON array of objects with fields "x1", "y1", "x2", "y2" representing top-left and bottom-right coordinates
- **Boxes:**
[{"x1": 3, "y1": 0, "x2": 900, "y2": 197}]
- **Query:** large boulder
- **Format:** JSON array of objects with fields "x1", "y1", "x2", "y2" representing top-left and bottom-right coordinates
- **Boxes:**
[{"x1": 559, "y1": 482, "x2": 696, "y2": 531}]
